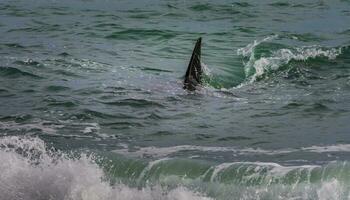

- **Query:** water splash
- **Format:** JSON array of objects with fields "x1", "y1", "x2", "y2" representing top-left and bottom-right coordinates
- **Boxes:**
[
  {"x1": 0, "y1": 136, "x2": 211, "y2": 200},
  {"x1": 237, "y1": 36, "x2": 343, "y2": 82}
]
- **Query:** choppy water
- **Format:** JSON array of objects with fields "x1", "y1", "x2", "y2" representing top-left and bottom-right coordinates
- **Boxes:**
[{"x1": 1, "y1": 0, "x2": 350, "y2": 199}]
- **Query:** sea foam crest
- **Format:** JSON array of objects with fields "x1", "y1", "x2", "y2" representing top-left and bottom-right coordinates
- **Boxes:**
[
  {"x1": 0, "y1": 136, "x2": 211, "y2": 200},
  {"x1": 237, "y1": 36, "x2": 343, "y2": 82}
]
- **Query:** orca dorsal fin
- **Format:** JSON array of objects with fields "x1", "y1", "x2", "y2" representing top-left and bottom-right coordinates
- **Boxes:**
[{"x1": 184, "y1": 37, "x2": 202, "y2": 90}]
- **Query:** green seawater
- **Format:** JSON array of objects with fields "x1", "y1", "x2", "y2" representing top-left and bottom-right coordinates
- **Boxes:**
[{"x1": 1, "y1": 0, "x2": 350, "y2": 199}]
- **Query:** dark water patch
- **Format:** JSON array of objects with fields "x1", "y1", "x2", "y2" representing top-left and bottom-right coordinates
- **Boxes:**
[
  {"x1": 0, "y1": 67, "x2": 42, "y2": 79},
  {"x1": 52, "y1": 69, "x2": 80, "y2": 77},
  {"x1": 94, "y1": 23, "x2": 121, "y2": 28},
  {"x1": 195, "y1": 124, "x2": 214, "y2": 129},
  {"x1": 22, "y1": 89, "x2": 36, "y2": 93},
  {"x1": 269, "y1": 2, "x2": 291, "y2": 7},
  {"x1": 45, "y1": 85, "x2": 70, "y2": 92},
  {"x1": 145, "y1": 113, "x2": 163, "y2": 120},
  {"x1": 4, "y1": 9, "x2": 42, "y2": 17},
  {"x1": 217, "y1": 136, "x2": 252, "y2": 141},
  {"x1": 291, "y1": 4, "x2": 307, "y2": 8},
  {"x1": 0, "y1": 88, "x2": 9, "y2": 93},
  {"x1": 58, "y1": 52, "x2": 70, "y2": 57},
  {"x1": 216, "y1": 89, "x2": 240, "y2": 98},
  {"x1": 48, "y1": 101, "x2": 76, "y2": 108},
  {"x1": 210, "y1": 32, "x2": 232, "y2": 37},
  {"x1": 189, "y1": 3, "x2": 236, "y2": 14},
  {"x1": 101, "y1": 121, "x2": 144, "y2": 130},
  {"x1": 166, "y1": 3, "x2": 178, "y2": 9},
  {"x1": 303, "y1": 103, "x2": 331, "y2": 113},
  {"x1": 140, "y1": 67, "x2": 173, "y2": 73},
  {"x1": 93, "y1": 14, "x2": 120, "y2": 20},
  {"x1": 282, "y1": 102, "x2": 304, "y2": 109},
  {"x1": 52, "y1": 11, "x2": 72, "y2": 16},
  {"x1": 195, "y1": 133, "x2": 215, "y2": 140},
  {"x1": 251, "y1": 141, "x2": 270, "y2": 146},
  {"x1": 189, "y1": 4, "x2": 211, "y2": 11},
  {"x1": 338, "y1": 45, "x2": 350, "y2": 56},
  {"x1": 0, "y1": 89, "x2": 14, "y2": 97},
  {"x1": 3, "y1": 43, "x2": 25, "y2": 49},
  {"x1": 38, "y1": 6, "x2": 68, "y2": 11},
  {"x1": 236, "y1": 27, "x2": 256, "y2": 34},
  {"x1": 105, "y1": 29, "x2": 178, "y2": 41},
  {"x1": 339, "y1": 29, "x2": 350, "y2": 35},
  {"x1": 0, "y1": 114, "x2": 32, "y2": 123},
  {"x1": 232, "y1": 2, "x2": 252, "y2": 7},
  {"x1": 101, "y1": 98, "x2": 165, "y2": 108}
]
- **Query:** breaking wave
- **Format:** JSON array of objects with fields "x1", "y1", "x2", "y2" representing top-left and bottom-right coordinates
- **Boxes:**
[
  {"x1": 0, "y1": 136, "x2": 211, "y2": 200},
  {"x1": 237, "y1": 35, "x2": 343, "y2": 82},
  {"x1": 1, "y1": 136, "x2": 350, "y2": 199}
]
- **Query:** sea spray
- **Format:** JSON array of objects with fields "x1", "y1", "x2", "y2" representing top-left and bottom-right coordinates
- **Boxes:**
[
  {"x1": 237, "y1": 36, "x2": 343, "y2": 82},
  {"x1": 0, "y1": 136, "x2": 211, "y2": 200}
]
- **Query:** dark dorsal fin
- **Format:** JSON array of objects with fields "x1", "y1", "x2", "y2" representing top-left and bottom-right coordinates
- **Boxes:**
[{"x1": 184, "y1": 37, "x2": 202, "y2": 90}]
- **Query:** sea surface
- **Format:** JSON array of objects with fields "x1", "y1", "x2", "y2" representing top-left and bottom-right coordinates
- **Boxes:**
[{"x1": 1, "y1": 0, "x2": 350, "y2": 199}]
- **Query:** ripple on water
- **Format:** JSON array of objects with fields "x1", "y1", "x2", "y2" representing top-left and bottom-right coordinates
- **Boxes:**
[
  {"x1": 105, "y1": 29, "x2": 178, "y2": 41},
  {"x1": 45, "y1": 85, "x2": 71, "y2": 92},
  {"x1": 100, "y1": 98, "x2": 165, "y2": 109},
  {"x1": 0, "y1": 67, "x2": 42, "y2": 79}
]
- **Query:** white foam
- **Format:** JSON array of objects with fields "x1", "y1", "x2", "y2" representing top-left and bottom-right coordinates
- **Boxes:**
[
  {"x1": 113, "y1": 145, "x2": 295, "y2": 158},
  {"x1": 0, "y1": 136, "x2": 212, "y2": 200},
  {"x1": 114, "y1": 143, "x2": 350, "y2": 159},
  {"x1": 212, "y1": 161, "x2": 318, "y2": 176},
  {"x1": 0, "y1": 120, "x2": 64, "y2": 135},
  {"x1": 317, "y1": 179, "x2": 342, "y2": 200},
  {"x1": 82, "y1": 122, "x2": 100, "y2": 134},
  {"x1": 237, "y1": 35, "x2": 278, "y2": 57},
  {"x1": 302, "y1": 144, "x2": 350, "y2": 153},
  {"x1": 237, "y1": 36, "x2": 343, "y2": 82},
  {"x1": 1, "y1": 136, "x2": 350, "y2": 199}
]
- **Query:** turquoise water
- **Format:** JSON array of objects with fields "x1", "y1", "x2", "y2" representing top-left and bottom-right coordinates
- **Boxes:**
[{"x1": 1, "y1": 0, "x2": 350, "y2": 199}]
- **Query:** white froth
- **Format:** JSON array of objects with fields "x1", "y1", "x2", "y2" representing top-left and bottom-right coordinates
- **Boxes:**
[
  {"x1": 2, "y1": 136, "x2": 350, "y2": 199},
  {"x1": 302, "y1": 144, "x2": 350, "y2": 153},
  {"x1": 114, "y1": 143, "x2": 350, "y2": 159},
  {"x1": 0, "y1": 136, "x2": 212, "y2": 200},
  {"x1": 114, "y1": 145, "x2": 298, "y2": 158},
  {"x1": 0, "y1": 120, "x2": 64, "y2": 135},
  {"x1": 237, "y1": 35, "x2": 343, "y2": 82}
]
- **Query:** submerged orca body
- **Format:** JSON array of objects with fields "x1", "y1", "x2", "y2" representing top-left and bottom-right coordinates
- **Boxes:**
[{"x1": 183, "y1": 37, "x2": 203, "y2": 91}]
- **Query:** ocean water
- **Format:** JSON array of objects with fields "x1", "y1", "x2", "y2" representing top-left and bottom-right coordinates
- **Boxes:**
[{"x1": 1, "y1": 0, "x2": 350, "y2": 199}]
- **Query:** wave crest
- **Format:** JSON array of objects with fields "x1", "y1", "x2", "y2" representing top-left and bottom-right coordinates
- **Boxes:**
[
  {"x1": 237, "y1": 35, "x2": 343, "y2": 82},
  {"x1": 0, "y1": 136, "x2": 211, "y2": 200}
]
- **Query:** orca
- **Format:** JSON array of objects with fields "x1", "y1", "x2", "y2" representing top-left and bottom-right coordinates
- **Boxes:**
[{"x1": 183, "y1": 37, "x2": 203, "y2": 91}]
